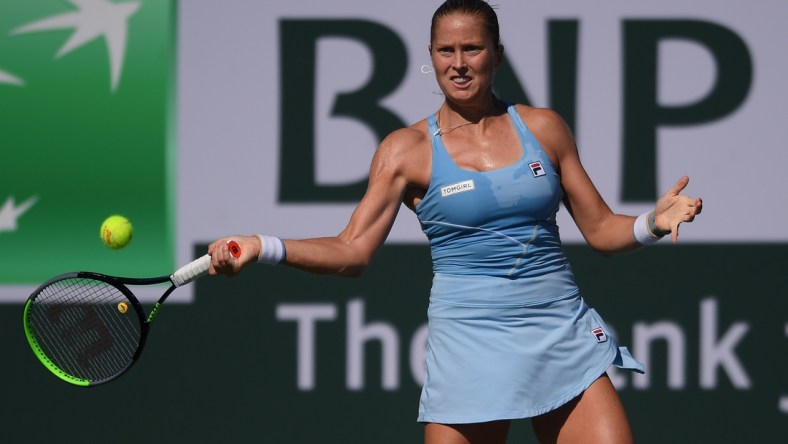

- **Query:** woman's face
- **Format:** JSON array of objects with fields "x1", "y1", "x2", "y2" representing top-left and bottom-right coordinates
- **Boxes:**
[{"x1": 430, "y1": 13, "x2": 501, "y2": 105}]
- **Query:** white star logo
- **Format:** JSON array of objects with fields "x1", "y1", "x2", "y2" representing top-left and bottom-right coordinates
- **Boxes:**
[
  {"x1": 12, "y1": 0, "x2": 141, "y2": 92},
  {"x1": 0, "y1": 69, "x2": 24, "y2": 86},
  {"x1": 0, "y1": 195, "x2": 38, "y2": 233}
]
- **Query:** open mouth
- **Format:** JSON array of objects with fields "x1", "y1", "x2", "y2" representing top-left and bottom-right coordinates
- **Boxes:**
[{"x1": 451, "y1": 76, "x2": 472, "y2": 86}]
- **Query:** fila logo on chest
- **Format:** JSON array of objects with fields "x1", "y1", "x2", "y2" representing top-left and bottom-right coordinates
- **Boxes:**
[{"x1": 529, "y1": 161, "x2": 546, "y2": 177}]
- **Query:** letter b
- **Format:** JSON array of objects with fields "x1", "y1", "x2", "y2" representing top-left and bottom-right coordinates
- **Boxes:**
[{"x1": 279, "y1": 19, "x2": 408, "y2": 202}]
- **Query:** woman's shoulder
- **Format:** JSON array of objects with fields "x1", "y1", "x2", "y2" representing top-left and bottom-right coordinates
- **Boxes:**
[
  {"x1": 508, "y1": 103, "x2": 576, "y2": 165},
  {"x1": 378, "y1": 119, "x2": 430, "y2": 153},
  {"x1": 510, "y1": 103, "x2": 568, "y2": 131},
  {"x1": 369, "y1": 119, "x2": 431, "y2": 174},
  {"x1": 510, "y1": 103, "x2": 574, "y2": 144},
  {"x1": 364, "y1": 120, "x2": 431, "y2": 187}
]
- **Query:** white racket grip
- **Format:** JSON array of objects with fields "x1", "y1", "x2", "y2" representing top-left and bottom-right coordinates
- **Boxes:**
[{"x1": 170, "y1": 254, "x2": 211, "y2": 287}]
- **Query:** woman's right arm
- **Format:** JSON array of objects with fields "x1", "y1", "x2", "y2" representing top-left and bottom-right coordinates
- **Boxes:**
[{"x1": 208, "y1": 127, "x2": 427, "y2": 278}]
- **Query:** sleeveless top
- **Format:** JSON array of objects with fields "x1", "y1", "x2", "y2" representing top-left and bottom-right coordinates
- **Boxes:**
[{"x1": 414, "y1": 104, "x2": 579, "y2": 301}]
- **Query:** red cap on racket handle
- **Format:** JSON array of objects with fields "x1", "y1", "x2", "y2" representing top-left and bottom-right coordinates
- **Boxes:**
[{"x1": 227, "y1": 240, "x2": 241, "y2": 258}]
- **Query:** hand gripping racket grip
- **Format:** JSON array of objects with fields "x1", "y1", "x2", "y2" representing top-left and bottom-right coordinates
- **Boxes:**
[{"x1": 170, "y1": 240, "x2": 241, "y2": 287}]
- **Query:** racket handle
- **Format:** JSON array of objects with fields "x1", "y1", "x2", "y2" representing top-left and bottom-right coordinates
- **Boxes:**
[
  {"x1": 170, "y1": 240, "x2": 242, "y2": 287},
  {"x1": 170, "y1": 254, "x2": 210, "y2": 287}
]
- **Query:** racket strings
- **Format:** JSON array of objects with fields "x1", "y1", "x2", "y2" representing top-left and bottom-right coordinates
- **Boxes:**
[{"x1": 27, "y1": 277, "x2": 143, "y2": 382}]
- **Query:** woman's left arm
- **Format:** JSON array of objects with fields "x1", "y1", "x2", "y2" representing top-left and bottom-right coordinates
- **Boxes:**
[{"x1": 524, "y1": 106, "x2": 702, "y2": 255}]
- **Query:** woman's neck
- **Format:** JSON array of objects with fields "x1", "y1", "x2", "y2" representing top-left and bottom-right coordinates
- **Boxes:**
[{"x1": 435, "y1": 97, "x2": 502, "y2": 136}]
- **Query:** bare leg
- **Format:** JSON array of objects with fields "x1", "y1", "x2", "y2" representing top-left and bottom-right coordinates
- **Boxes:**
[
  {"x1": 531, "y1": 373, "x2": 634, "y2": 444},
  {"x1": 425, "y1": 420, "x2": 511, "y2": 444}
]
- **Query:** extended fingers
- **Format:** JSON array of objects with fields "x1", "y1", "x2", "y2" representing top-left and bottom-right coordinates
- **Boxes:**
[
  {"x1": 684, "y1": 196, "x2": 703, "y2": 220},
  {"x1": 667, "y1": 176, "x2": 690, "y2": 196},
  {"x1": 669, "y1": 196, "x2": 702, "y2": 243},
  {"x1": 671, "y1": 224, "x2": 680, "y2": 243}
]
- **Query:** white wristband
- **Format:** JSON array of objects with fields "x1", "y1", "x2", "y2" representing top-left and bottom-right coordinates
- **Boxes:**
[
  {"x1": 633, "y1": 210, "x2": 663, "y2": 245},
  {"x1": 256, "y1": 234, "x2": 286, "y2": 264}
]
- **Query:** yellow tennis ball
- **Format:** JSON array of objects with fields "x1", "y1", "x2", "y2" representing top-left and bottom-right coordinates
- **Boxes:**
[
  {"x1": 117, "y1": 302, "x2": 128, "y2": 313},
  {"x1": 100, "y1": 215, "x2": 133, "y2": 249}
]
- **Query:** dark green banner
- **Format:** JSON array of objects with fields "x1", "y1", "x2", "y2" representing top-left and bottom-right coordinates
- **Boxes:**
[{"x1": 4, "y1": 244, "x2": 787, "y2": 443}]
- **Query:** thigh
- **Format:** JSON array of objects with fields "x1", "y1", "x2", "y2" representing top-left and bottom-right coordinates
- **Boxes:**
[
  {"x1": 531, "y1": 373, "x2": 634, "y2": 444},
  {"x1": 424, "y1": 420, "x2": 511, "y2": 444}
]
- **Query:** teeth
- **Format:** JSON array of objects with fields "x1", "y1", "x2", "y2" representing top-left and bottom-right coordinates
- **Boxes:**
[{"x1": 453, "y1": 77, "x2": 470, "y2": 82}]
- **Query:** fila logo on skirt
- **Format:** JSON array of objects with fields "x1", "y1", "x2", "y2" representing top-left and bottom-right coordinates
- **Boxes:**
[{"x1": 591, "y1": 327, "x2": 608, "y2": 343}]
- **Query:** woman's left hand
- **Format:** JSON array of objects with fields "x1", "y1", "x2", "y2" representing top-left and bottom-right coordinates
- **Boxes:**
[{"x1": 655, "y1": 176, "x2": 703, "y2": 243}]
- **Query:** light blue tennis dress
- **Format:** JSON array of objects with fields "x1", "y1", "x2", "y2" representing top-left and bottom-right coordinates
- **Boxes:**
[{"x1": 415, "y1": 104, "x2": 644, "y2": 424}]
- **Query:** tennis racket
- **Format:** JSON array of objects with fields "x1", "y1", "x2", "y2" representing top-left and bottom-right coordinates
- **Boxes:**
[{"x1": 22, "y1": 241, "x2": 241, "y2": 387}]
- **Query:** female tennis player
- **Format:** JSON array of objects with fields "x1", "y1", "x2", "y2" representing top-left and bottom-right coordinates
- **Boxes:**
[{"x1": 208, "y1": 0, "x2": 703, "y2": 442}]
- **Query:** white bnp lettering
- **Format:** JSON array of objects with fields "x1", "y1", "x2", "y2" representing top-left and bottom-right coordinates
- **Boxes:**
[
  {"x1": 347, "y1": 298, "x2": 399, "y2": 390},
  {"x1": 276, "y1": 296, "x2": 752, "y2": 392},
  {"x1": 276, "y1": 303, "x2": 337, "y2": 390},
  {"x1": 627, "y1": 296, "x2": 750, "y2": 390},
  {"x1": 632, "y1": 321, "x2": 686, "y2": 389},
  {"x1": 700, "y1": 297, "x2": 751, "y2": 389},
  {"x1": 277, "y1": 299, "x2": 427, "y2": 391}
]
